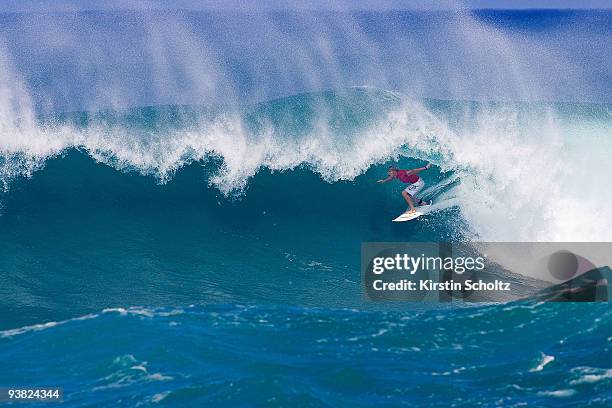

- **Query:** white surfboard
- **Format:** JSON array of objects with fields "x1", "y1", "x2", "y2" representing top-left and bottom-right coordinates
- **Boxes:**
[
  {"x1": 392, "y1": 211, "x2": 423, "y2": 222},
  {"x1": 392, "y1": 204, "x2": 431, "y2": 222}
]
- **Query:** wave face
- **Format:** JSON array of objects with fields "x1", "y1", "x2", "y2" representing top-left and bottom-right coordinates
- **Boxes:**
[{"x1": 1, "y1": 302, "x2": 611, "y2": 407}]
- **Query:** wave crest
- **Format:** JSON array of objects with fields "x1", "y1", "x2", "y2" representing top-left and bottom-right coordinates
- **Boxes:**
[{"x1": 1, "y1": 86, "x2": 611, "y2": 241}]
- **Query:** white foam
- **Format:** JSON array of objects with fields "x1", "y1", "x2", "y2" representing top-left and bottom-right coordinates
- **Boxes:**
[
  {"x1": 151, "y1": 391, "x2": 171, "y2": 403},
  {"x1": 0, "y1": 56, "x2": 610, "y2": 243},
  {"x1": 0, "y1": 307, "x2": 184, "y2": 338},
  {"x1": 530, "y1": 352, "x2": 555, "y2": 372},
  {"x1": 387, "y1": 102, "x2": 612, "y2": 242},
  {"x1": 570, "y1": 367, "x2": 612, "y2": 385},
  {"x1": 0, "y1": 313, "x2": 99, "y2": 338},
  {"x1": 94, "y1": 354, "x2": 173, "y2": 391},
  {"x1": 537, "y1": 389, "x2": 576, "y2": 398}
]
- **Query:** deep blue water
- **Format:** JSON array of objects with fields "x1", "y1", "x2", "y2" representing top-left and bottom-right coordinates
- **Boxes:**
[
  {"x1": 0, "y1": 8, "x2": 611, "y2": 408},
  {"x1": 1, "y1": 303, "x2": 611, "y2": 407}
]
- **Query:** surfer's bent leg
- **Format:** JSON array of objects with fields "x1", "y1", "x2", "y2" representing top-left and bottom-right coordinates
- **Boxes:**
[
  {"x1": 402, "y1": 190, "x2": 416, "y2": 213},
  {"x1": 402, "y1": 179, "x2": 425, "y2": 213}
]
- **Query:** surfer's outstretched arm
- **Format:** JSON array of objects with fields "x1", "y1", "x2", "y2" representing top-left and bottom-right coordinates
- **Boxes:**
[
  {"x1": 377, "y1": 176, "x2": 394, "y2": 183},
  {"x1": 406, "y1": 163, "x2": 432, "y2": 175}
]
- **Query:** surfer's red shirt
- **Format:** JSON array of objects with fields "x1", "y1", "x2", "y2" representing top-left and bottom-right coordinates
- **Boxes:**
[{"x1": 396, "y1": 170, "x2": 419, "y2": 184}]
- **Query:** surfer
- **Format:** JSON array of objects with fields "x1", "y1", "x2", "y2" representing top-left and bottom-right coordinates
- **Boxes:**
[{"x1": 378, "y1": 164, "x2": 432, "y2": 214}]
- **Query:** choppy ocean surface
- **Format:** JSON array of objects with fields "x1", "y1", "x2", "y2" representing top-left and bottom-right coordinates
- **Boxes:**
[
  {"x1": 0, "y1": 8, "x2": 611, "y2": 407},
  {"x1": 1, "y1": 303, "x2": 611, "y2": 407}
]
